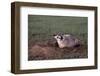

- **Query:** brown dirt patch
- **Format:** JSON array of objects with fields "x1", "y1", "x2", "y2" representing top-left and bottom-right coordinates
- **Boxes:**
[{"x1": 28, "y1": 39, "x2": 88, "y2": 60}]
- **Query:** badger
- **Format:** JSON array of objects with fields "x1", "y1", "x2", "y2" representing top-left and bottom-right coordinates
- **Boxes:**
[{"x1": 54, "y1": 34, "x2": 82, "y2": 48}]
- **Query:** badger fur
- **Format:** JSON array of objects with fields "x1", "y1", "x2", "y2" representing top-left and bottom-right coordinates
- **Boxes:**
[{"x1": 54, "y1": 34, "x2": 82, "y2": 48}]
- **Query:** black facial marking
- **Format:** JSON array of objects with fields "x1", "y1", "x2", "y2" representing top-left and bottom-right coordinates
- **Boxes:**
[
  {"x1": 57, "y1": 36, "x2": 59, "y2": 39},
  {"x1": 53, "y1": 34, "x2": 56, "y2": 36},
  {"x1": 60, "y1": 36, "x2": 63, "y2": 40}
]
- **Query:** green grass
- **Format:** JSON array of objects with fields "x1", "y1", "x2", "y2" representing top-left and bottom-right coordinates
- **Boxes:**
[{"x1": 28, "y1": 15, "x2": 88, "y2": 44}]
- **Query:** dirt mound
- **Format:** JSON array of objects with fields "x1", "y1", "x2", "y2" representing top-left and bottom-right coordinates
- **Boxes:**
[
  {"x1": 28, "y1": 45, "x2": 62, "y2": 60},
  {"x1": 28, "y1": 40, "x2": 87, "y2": 60}
]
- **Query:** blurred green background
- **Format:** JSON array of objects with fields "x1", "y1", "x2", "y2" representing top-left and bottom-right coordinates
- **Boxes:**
[{"x1": 28, "y1": 15, "x2": 88, "y2": 44}]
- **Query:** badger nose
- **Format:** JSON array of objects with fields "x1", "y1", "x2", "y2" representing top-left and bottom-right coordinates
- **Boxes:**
[{"x1": 53, "y1": 34, "x2": 56, "y2": 36}]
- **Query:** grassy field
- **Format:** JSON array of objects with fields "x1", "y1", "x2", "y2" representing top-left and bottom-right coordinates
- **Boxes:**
[{"x1": 28, "y1": 15, "x2": 88, "y2": 60}]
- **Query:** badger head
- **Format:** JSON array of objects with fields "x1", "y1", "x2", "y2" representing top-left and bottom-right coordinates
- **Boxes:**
[{"x1": 53, "y1": 34, "x2": 63, "y2": 41}]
